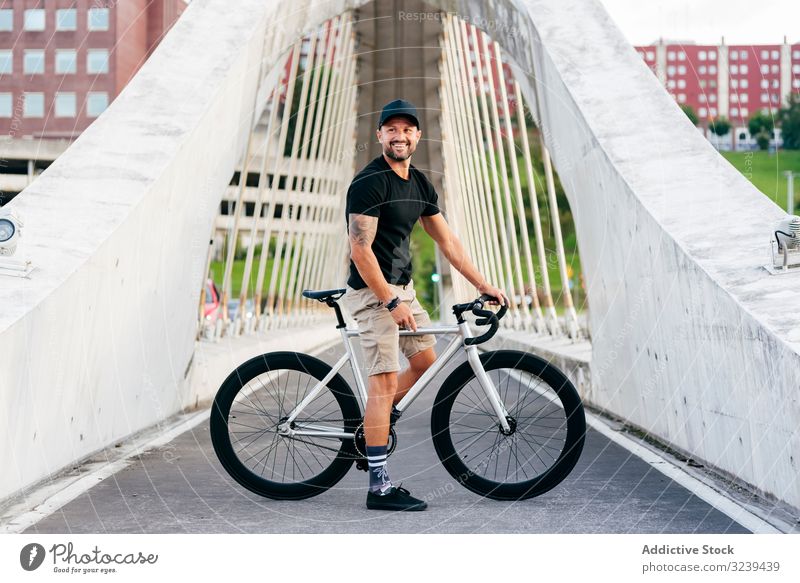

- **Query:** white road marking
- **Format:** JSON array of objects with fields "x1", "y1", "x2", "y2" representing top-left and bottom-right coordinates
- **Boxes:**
[
  {"x1": 584, "y1": 414, "x2": 783, "y2": 534},
  {"x1": 1, "y1": 410, "x2": 209, "y2": 534}
]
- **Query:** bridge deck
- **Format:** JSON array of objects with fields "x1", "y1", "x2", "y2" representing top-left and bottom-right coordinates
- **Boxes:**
[{"x1": 22, "y1": 339, "x2": 749, "y2": 534}]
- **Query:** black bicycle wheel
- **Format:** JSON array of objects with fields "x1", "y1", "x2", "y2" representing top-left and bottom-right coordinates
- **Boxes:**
[
  {"x1": 210, "y1": 351, "x2": 361, "y2": 500},
  {"x1": 431, "y1": 350, "x2": 585, "y2": 500}
]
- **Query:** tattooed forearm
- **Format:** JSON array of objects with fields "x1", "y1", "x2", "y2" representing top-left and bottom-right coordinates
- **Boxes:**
[{"x1": 348, "y1": 214, "x2": 378, "y2": 248}]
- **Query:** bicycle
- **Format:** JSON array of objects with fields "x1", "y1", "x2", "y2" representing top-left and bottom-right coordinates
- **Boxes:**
[{"x1": 210, "y1": 288, "x2": 586, "y2": 501}]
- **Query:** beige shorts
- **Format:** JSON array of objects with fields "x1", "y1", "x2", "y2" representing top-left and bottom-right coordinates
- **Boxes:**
[{"x1": 341, "y1": 278, "x2": 437, "y2": 376}]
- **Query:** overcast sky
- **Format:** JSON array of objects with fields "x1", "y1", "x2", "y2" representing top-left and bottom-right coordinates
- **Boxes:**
[{"x1": 598, "y1": 0, "x2": 799, "y2": 45}]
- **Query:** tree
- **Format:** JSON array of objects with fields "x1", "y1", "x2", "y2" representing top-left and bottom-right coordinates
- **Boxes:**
[
  {"x1": 755, "y1": 130, "x2": 771, "y2": 151},
  {"x1": 748, "y1": 111, "x2": 774, "y2": 138},
  {"x1": 680, "y1": 104, "x2": 698, "y2": 126},
  {"x1": 709, "y1": 116, "x2": 731, "y2": 137},
  {"x1": 778, "y1": 93, "x2": 800, "y2": 150}
]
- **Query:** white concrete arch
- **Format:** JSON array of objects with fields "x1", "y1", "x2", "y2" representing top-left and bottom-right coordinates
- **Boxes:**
[{"x1": 1, "y1": 0, "x2": 798, "y2": 514}]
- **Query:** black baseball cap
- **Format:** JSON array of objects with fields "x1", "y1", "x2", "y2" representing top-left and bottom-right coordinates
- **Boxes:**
[{"x1": 377, "y1": 99, "x2": 421, "y2": 130}]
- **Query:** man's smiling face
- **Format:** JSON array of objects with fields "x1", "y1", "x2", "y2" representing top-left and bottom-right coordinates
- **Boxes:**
[{"x1": 377, "y1": 116, "x2": 421, "y2": 161}]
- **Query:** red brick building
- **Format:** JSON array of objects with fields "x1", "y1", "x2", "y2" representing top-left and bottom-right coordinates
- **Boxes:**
[
  {"x1": 0, "y1": 0, "x2": 187, "y2": 140},
  {"x1": 635, "y1": 38, "x2": 800, "y2": 131}
]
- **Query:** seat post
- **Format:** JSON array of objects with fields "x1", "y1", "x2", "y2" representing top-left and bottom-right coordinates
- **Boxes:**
[{"x1": 327, "y1": 299, "x2": 346, "y2": 328}]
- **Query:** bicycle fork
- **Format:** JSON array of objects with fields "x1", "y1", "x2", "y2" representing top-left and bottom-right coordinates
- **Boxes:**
[{"x1": 464, "y1": 344, "x2": 512, "y2": 434}]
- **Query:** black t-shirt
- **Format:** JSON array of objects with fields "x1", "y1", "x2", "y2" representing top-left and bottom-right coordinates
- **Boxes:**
[{"x1": 345, "y1": 155, "x2": 440, "y2": 289}]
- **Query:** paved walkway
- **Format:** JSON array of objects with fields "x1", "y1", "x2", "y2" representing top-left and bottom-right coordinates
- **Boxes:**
[{"x1": 24, "y1": 339, "x2": 749, "y2": 534}]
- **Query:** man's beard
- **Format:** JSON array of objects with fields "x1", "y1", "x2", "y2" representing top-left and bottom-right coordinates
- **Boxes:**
[{"x1": 383, "y1": 140, "x2": 416, "y2": 161}]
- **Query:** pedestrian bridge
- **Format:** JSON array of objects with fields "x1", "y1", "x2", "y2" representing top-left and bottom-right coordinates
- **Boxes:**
[{"x1": 1, "y1": 0, "x2": 798, "y2": 524}]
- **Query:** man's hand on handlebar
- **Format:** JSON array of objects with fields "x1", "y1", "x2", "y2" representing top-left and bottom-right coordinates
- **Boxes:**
[
  {"x1": 477, "y1": 282, "x2": 509, "y2": 307},
  {"x1": 390, "y1": 302, "x2": 417, "y2": 331}
]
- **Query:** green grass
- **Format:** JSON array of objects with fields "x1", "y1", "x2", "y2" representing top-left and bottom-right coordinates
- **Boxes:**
[
  {"x1": 721, "y1": 150, "x2": 800, "y2": 212},
  {"x1": 209, "y1": 257, "x2": 274, "y2": 299}
]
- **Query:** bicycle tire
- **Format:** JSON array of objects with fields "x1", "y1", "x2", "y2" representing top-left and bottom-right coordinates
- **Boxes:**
[
  {"x1": 431, "y1": 350, "x2": 585, "y2": 500},
  {"x1": 210, "y1": 351, "x2": 361, "y2": 500}
]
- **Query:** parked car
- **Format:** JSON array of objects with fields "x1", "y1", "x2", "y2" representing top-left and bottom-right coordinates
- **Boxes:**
[
  {"x1": 204, "y1": 279, "x2": 220, "y2": 324},
  {"x1": 227, "y1": 298, "x2": 255, "y2": 321}
]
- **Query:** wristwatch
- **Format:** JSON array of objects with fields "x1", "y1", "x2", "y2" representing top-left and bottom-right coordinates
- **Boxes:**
[{"x1": 384, "y1": 296, "x2": 401, "y2": 312}]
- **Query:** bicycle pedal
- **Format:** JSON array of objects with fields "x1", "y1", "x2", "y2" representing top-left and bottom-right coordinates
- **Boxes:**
[{"x1": 355, "y1": 458, "x2": 369, "y2": 472}]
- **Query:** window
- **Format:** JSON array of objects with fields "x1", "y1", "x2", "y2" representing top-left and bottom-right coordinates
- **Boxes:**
[
  {"x1": 88, "y1": 8, "x2": 109, "y2": 31},
  {"x1": 741, "y1": 79, "x2": 748, "y2": 88},
  {"x1": 699, "y1": 80, "x2": 707, "y2": 88},
  {"x1": 709, "y1": 65, "x2": 717, "y2": 74},
  {"x1": 771, "y1": 64, "x2": 779, "y2": 74},
  {"x1": 699, "y1": 107, "x2": 707, "y2": 117},
  {"x1": 646, "y1": 51, "x2": 654, "y2": 60},
  {"x1": 761, "y1": 49, "x2": 769, "y2": 60},
  {"x1": 794, "y1": 79, "x2": 800, "y2": 89},
  {"x1": 678, "y1": 51, "x2": 686, "y2": 60},
  {"x1": 794, "y1": 50, "x2": 800, "y2": 59},
  {"x1": 710, "y1": 80, "x2": 717, "y2": 88},
  {"x1": 731, "y1": 93, "x2": 738, "y2": 103},
  {"x1": 741, "y1": 107, "x2": 748, "y2": 116},
  {"x1": 677, "y1": 65, "x2": 686, "y2": 74},
  {"x1": 771, "y1": 50, "x2": 779, "y2": 60},
  {"x1": 731, "y1": 107, "x2": 739, "y2": 116},
  {"x1": 0, "y1": 9, "x2": 12, "y2": 31},
  {"x1": 55, "y1": 92, "x2": 76, "y2": 117},
  {"x1": 740, "y1": 64, "x2": 748, "y2": 74},
  {"x1": 23, "y1": 92, "x2": 44, "y2": 117},
  {"x1": 667, "y1": 79, "x2": 676, "y2": 89},
  {"x1": 761, "y1": 93, "x2": 769, "y2": 103},
  {"x1": 23, "y1": 50, "x2": 44, "y2": 74},
  {"x1": 86, "y1": 92, "x2": 108, "y2": 117},
  {"x1": 761, "y1": 64, "x2": 769, "y2": 74},
  {"x1": 772, "y1": 94, "x2": 779, "y2": 103},
  {"x1": 699, "y1": 65, "x2": 707, "y2": 74},
  {"x1": 731, "y1": 79, "x2": 738, "y2": 88},
  {"x1": 668, "y1": 51, "x2": 675, "y2": 61},
  {"x1": 710, "y1": 107, "x2": 717, "y2": 116},
  {"x1": 730, "y1": 50, "x2": 738, "y2": 60},
  {"x1": 700, "y1": 94, "x2": 707, "y2": 103},
  {"x1": 794, "y1": 64, "x2": 800, "y2": 74},
  {"x1": 56, "y1": 8, "x2": 76, "y2": 31},
  {"x1": 87, "y1": 49, "x2": 109, "y2": 74},
  {"x1": 0, "y1": 50, "x2": 12, "y2": 74},
  {"x1": 731, "y1": 64, "x2": 738, "y2": 74},
  {"x1": 55, "y1": 49, "x2": 76, "y2": 74},
  {"x1": 709, "y1": 94, "x2": 717, "y2": 103},
  {"x1": 772, "y1": 79, "x2": 780, "y2": 88},
  {"x1": 761, "y1": 79, "x2": 769, "y2": 88},
  {"x1": 677, "y1": 79, "x2": 686, "y2": 89},
  {"x1": 0, "y1": 93, "x2": 11, "y2": 117},
  {"x1": 741, "y1": 94, "x2": 748, "y2": 103},
  {"x1": 699, "y1": 50, "x2": 707, "y2": 61},
  {"x1": 709, "y1": 51, "x2": 716, "y2": 60},
  {"x1": 677, "y1": 93, "x2": 686, "y2": 103},
  {"x1": 23, "y1": 9, "x2": 45, "y2": 31},
  {"x1": 667, "y1": 65, "x2": 676, "y2": 75},
  {"x1": 740, "y1": 50, "x2": 748, "y2": 59}
]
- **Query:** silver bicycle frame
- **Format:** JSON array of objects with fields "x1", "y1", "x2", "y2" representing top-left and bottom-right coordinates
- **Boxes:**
[{"x1": 279, "y1": 320, "x2": 512, "y2": 439}]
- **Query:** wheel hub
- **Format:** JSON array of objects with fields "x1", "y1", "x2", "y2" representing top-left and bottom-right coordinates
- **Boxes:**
[{"x1": 499, "y1": 416, "x2": 517, "y2": 436}]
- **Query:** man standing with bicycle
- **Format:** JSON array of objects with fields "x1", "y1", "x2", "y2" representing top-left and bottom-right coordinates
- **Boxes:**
[{"x1": 343, "y1": 99, "x2": 508, "y2": 511}]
